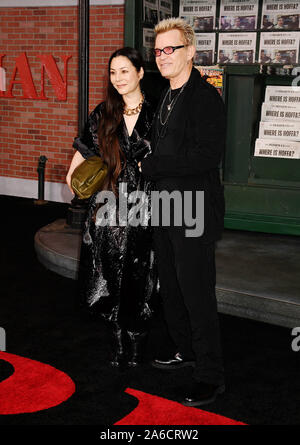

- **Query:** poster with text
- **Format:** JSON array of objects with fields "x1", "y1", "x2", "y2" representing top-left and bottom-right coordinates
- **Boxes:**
[
  {"x1": 179, "y1": 0, "x2": 217, "y2": 31},
  {"x1": 259, "y1": 32, "x2": 299, "y2": 64},
  {"x1": 261, "y1": 102, "x2": 300, "y2": 122},
  {"x1": 219, "y1": 0, "x2": 259, "y2": 31},
  {"x1": 264, "y1": 85, "x2": 300, "y2": 104},
  {"x1": 259, "y1": 121, "x2": 300, "y2": 140},
  {"x1": 261, "y1": 0, "x2": 300, "y2": 30},
  {"x1": 217, "y1": 32, "x2": 257, "y2": 63},
  {"x1": 144, "y1": 0, "x2": 159, "y2": 26},
  {"x1": 143, "y1": 28, "x2": 155, "y2": 62},
  {"x1": 254, "y1": 138, "x2": 300, "y2": 158},
  {"x1": 159, "y1": 0, "x2": 172, "y2": 21},
  {"x1": 194, "y1": 33, "x2": 216, "y2": 65}
]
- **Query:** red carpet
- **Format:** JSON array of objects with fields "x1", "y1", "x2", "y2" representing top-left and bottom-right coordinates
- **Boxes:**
[
  {"x1": 0, "y1": 351, "x2": 245, "y2": 424},
  {"x1": 0, "y1": 352, "x2": 75, "y2": 414},
  {"x1": 115, "y1": 388, "x2": 246, "y2": 425}
]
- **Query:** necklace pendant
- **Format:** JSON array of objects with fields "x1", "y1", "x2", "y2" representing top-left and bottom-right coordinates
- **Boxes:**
[{"x1": 167, "y1": 104, "x2": 171, "y2": 111}]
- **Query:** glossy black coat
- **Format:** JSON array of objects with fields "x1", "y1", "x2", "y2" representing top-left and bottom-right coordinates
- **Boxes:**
[{"x1": 74, "y1": 97, "x2": 158, "y2": 332}]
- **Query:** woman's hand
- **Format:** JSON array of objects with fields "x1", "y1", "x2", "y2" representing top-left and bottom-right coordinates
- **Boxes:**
[
  {"x1": 66, "y1": 150, "x2": 86, "y2": 195},
  {"x1": 138, "y1": 162, "x2": 142, "y2": 172},
  {"x1": 66, "y1": 172, "x2": 74, "y2": 195}
]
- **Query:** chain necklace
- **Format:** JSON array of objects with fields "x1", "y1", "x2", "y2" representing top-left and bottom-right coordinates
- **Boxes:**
[
  {"x1": 123, "y1": 96, "x2": 144, "y2": 116},
  {"x1": 159, "y1": 81, "x2": 187, "y2": 126}
]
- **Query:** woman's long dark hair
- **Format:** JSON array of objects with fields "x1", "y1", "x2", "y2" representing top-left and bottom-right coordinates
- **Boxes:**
[{"x1": 98, "y1": 47, "x2": 145, "y2": 195}]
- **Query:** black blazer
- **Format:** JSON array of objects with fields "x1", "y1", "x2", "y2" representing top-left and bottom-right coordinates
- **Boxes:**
[{"x1": 141, "y1": 67, "x2": 227, "y2": 242}]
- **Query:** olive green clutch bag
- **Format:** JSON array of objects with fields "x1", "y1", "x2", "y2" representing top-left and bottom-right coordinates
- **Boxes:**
[{"x1": 71, "y1": 155, "x2": 108, "y2": 200}]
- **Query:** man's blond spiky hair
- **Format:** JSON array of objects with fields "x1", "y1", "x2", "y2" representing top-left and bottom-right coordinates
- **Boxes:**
[{"x1": 154, "y1": 17, "x2": 196, "y2": 47}]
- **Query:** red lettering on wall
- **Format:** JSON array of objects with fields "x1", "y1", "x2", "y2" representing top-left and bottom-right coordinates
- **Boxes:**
[
  {"x1": 5, "y1": 53, "x2": 39, "y2": 99},
  {"x1": 38, "y1": 55, "x2": 72, "y2": 101},
  {"x1": 0, "y1": 52, "x2": 72, "y2": 101},
  {"x1": 0, "y1": 55, "x2": 5, "y2": 94}
]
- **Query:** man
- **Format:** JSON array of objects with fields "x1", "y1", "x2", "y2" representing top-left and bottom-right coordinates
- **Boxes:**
[
  {"x1": 140, "y1": 18, "x2": 226, "y2": 406},
  {"x1": 272, "y1": 52, "x2": 282, "y2": 64},
  {"x1": 260, "y1": 50, "x2": 271, "y2": 64},
  {"x1": 262, "y1": 15, "x2": 274, "y2": 29},
  {"x1": 272, "y1": 16, "x2": 285, "y2": 29},
  {"x1": 219, "y1": 50, "x2": 229, "y2": 64},
  {"x1": 230, "y1": 52, "x2": 240, "y2": 63},
  {"x1": 288, "y1": 15, "x2": 299, "y2": 30},
  {"x1": 231, "y1": 16, "x2": 243, "y2": 30},
  {"x1": 193, "y1": 17, "x2": 203, "y2": 31}
]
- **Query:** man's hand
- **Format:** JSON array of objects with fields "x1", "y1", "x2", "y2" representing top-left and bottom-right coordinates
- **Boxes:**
[{"x1": 138, "y1": 162, "x2": 142, "y2": 172}]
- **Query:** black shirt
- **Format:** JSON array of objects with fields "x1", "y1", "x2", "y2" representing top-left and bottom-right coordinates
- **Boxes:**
[{"x1": 155, "y1": 87, "x2": 182, "y2": 148}]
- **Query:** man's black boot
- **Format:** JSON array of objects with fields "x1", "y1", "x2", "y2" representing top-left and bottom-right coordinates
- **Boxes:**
[{"x1": 180, "y1": 382, "x2": 225, "y2": 406}]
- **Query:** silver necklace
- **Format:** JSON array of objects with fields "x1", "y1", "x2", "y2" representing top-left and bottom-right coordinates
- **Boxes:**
[{"x1": 159, "y1": 81, "x2": 187, "y2": 126}]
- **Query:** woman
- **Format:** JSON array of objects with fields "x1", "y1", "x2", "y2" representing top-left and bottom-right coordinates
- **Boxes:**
[{"x1": 66, "y1": 47, "x2": 158, "y2": 367}]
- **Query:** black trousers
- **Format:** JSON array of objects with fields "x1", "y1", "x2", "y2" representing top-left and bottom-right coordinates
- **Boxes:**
[{"x1": 153, "y1": 226, "x2": 224, "y2": 386}]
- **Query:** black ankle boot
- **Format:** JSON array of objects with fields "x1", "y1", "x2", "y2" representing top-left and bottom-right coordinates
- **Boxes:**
[
  {"x1": 126, "y1": 331, "x2": 147, "y2": 367},
  {"x1": 110, "y1": 323, "x2": 125, "y2": 367}
]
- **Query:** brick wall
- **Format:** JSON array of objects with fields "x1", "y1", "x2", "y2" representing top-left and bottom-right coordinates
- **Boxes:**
[{"x1": 0, "y1": 4, "x2": 124, "y2": 188}]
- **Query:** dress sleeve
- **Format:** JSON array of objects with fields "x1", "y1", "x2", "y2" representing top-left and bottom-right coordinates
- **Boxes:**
[{"x1": 72, "y1": 103, "x2": 103, "y2": 159}]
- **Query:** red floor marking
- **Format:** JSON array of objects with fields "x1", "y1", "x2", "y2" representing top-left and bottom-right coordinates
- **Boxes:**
[
  {"x1": 0, "y1": 351, "x2": 75, "y2": 414},
  {"x1": 115, "y1": 387, "x2": 246, "y2": 425}
]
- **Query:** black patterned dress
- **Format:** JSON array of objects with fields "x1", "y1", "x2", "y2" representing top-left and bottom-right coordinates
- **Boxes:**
[{"x1": 73, "y1": 98, "x2": 158, "y2": 333}]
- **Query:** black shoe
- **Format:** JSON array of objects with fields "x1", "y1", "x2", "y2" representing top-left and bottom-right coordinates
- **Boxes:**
[
  {"x1": 181, "y1": 382, "x2": 225, "y2": 407},
  {"x1": 151, "y1": 352, "x2": 195, "y2": 369}
]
